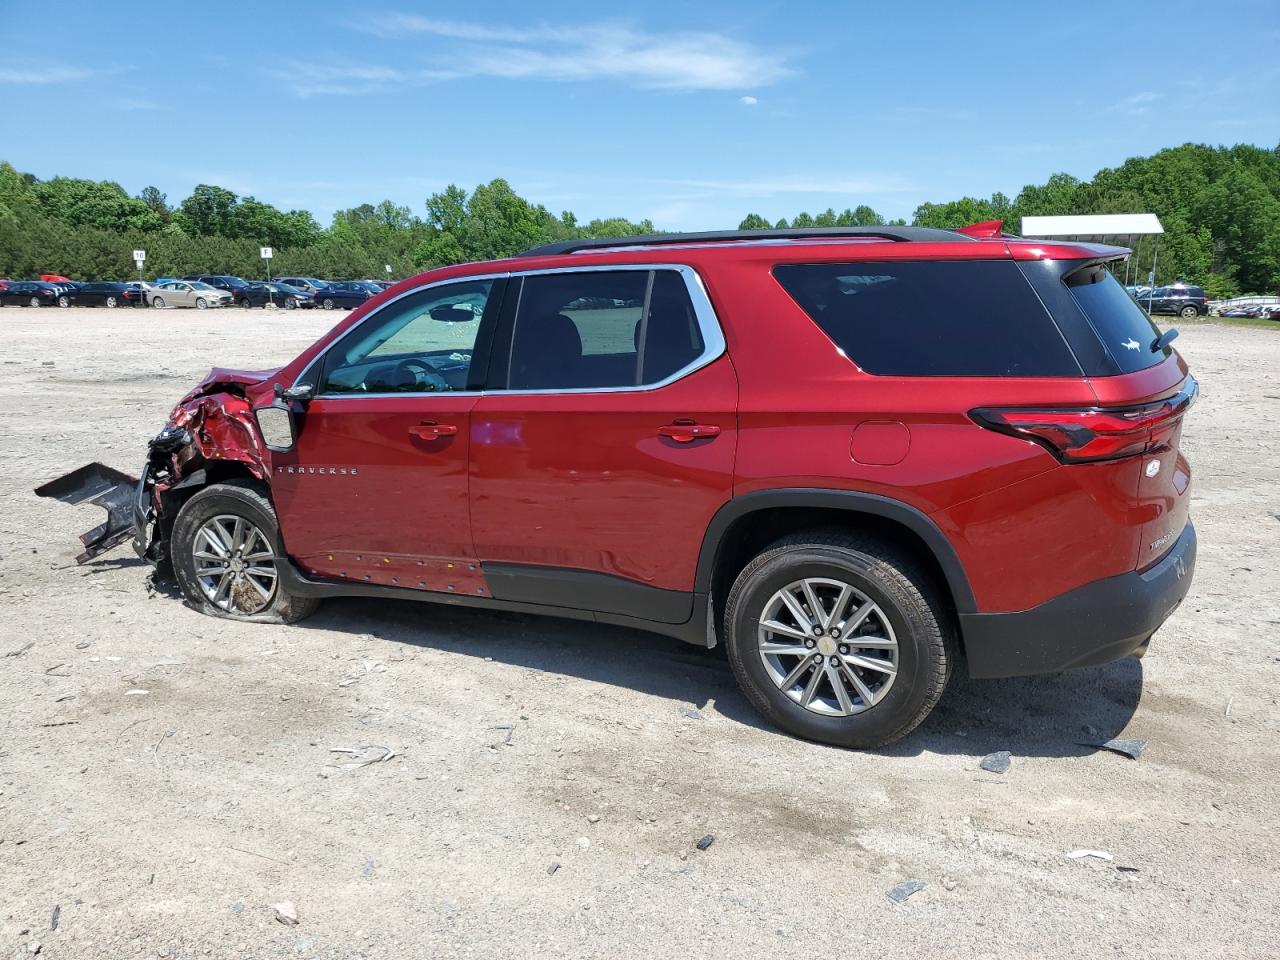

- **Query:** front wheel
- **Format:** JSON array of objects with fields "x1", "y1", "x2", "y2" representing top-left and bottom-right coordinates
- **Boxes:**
[
  {"x1": 195, "y1": 297, "x2": 208, "y2": 309},
  {"x1": 152, "y1": 296, "x2": 166, "y2": 308},
  {"x1": 170, "y1": 482, "x2": 319, "y2": 623},
  {"x1": 1179, "y1": 305, "x2": 1199, "y2": 320},
  {"x1": 239, "y1": 298, "x2": 252, "y2": 309},
  {"x1": 58, "y1": 295, "x2": 70, "y2": 308},
  {"x1": 29, "y1": 296, "x2": 40, "y2": 307},
  {"x1": 724, "y1": 531, "x2": 954, "y2": 749},
  {"x1": 284, "y1": 297, "x2": 298, "y2": 310}
]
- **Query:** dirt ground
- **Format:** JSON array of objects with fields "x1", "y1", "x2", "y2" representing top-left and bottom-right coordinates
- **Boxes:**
[{"x1": 2, "y1": 306, "x2": 1278, "y2": 959}]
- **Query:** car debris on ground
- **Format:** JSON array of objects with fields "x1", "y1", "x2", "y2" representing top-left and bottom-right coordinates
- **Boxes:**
[{"x1": 886, "y1": 880, "x2": 927, "y2": 904}]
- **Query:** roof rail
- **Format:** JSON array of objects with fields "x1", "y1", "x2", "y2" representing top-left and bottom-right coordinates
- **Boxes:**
[{"x1": 520, "y1": 226, "x2": 977, "y2": 257}]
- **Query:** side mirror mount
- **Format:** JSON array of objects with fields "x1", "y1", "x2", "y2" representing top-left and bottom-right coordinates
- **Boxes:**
[{"x1": 280, "y1": 382, "x2": 314, "y2": 403}]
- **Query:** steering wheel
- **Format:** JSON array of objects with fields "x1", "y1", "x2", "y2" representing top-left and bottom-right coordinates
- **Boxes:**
[{"x1": 393, "y1": 357, "x2": 449, "y2": 392}]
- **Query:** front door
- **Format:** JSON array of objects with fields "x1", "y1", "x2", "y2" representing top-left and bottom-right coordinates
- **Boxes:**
[
  {"x1": 469, "y1": 266, "x2": 737, "y2": 622},
  {"x1": 272, "y1": 276, "x2": 503, "y2": 596}
]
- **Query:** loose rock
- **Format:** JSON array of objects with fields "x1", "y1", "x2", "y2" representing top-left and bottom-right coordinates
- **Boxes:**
[
  {"x1": 695, "y1": 835, "x2": 715, "y2": 851},
  {"x1": 979, "y1": 750, "x2": 1012, "y2": 774},
  {"x1": 886, "y1": 880, "x2": 926, "y2": 904},
  {"x1": 273, "y1": 901, "x2": 299, "y2": 926}
]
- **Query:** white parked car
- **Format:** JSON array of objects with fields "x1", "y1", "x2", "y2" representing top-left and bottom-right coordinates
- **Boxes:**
[{"x1": 148, "y1": 280, "x2": 233, "y2": 310}]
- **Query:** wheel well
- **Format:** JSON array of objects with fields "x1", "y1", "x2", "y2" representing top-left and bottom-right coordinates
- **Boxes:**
[
  {"x1": 157, "y1": 460, "x2": 269, "y2": 539},
  {"x1": 708, "y1": 506, "x2": 961, "y2": 647}
]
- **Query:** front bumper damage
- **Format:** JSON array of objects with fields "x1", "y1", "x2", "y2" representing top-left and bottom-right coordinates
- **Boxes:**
[{"x1": 34, "y1": 463, "x2": 141, "y2": 563}]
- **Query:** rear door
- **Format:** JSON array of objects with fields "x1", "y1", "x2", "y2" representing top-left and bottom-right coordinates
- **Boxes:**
[
  {"x1": 468, "y1": 265, "x2": 736, "y2": 621},
  {"x1": 272, "y1": 275, "x2": 503, "y2": 593}
]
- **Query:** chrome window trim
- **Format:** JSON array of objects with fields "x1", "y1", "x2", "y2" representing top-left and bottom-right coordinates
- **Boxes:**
[{"x1": 294, "y1": 263, "x2": 726, "y2": 400}]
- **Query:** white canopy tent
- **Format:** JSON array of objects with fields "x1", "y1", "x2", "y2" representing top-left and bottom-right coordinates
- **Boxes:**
[{"x1": 1021, "y1": 213, "x2": 1164, "y2": 302}]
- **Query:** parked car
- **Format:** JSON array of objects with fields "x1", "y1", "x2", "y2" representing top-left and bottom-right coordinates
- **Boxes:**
[
  {"x1": 361, "y1": 279, "x2": 393, "y2": 291},
  {"x1": 0, "y1": 279, "x2": 9, "y2": 292},
  {"x1": 57, "y1": 281, "x2": 146, "y2": 308},
  {"x1": 149, "y1": 280, "x2": 233, "y2": 310},
  {"x1": 40, "y1": 274, "x2": 73, "y2": 284},
  {"x1": 1135, "y1": 283, "x2": 1208, "y2": 318},
  {"x1": 313, "y1": 280, "x2": 376, "y2": 310},
  {"x1": 276, "y1": 277, "x2": 333, "y2": 295},
  {"x1": 49, "y1": 223, "x2": 1198, "y2": 749},
  {"x1": 235, "y1": 281, "x2": 314, "y2": 310},
  {"x1": 183, "y1": 275, "x2": 251, "y2": 296},
  {"x1": 1, "y1": 280, "x2": 61, "y2": 306}
]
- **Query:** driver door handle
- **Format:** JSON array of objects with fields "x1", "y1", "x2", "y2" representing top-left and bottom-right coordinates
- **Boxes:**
[
  {"x1": 409, "y1": 421, "x2": 458, "y2": 440},
  {"x1": 657, "y1": 420, "x2": 721, "y2": 442}
]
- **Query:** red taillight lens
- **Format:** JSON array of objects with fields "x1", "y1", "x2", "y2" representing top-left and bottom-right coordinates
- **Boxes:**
[{"x1": 971, "y1": 378, "x2": 1197, "y2": 463}]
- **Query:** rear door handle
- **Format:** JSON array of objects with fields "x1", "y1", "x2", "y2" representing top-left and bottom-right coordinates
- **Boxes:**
[
  {"x1": 409, "y1": 421, "x2": 458, "y2": 440},
  {"x1": 657, "y1": 420, "x2": 721, "y2": 443}
]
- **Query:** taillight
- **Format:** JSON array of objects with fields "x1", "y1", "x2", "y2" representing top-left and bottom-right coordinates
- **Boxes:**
[{"x1": 971, "y1": 378, "x2": 1197, "y2": 463}]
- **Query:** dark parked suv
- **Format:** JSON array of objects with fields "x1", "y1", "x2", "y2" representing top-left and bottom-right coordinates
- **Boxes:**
[
  {"x1": 41, "y1": 224, "x2": 1198, "y2": 748},
  {"x1": 1136, "y1": 283, "x2": 1208, "y2": 318}
]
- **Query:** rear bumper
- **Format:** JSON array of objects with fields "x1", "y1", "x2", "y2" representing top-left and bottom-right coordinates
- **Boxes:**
[{"x1": 960, "y1": 521, "x2": 1196, "y2": 678}]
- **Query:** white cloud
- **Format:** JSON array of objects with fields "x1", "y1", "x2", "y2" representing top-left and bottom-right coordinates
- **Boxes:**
[
  {"x1": 0, "y1": 63, "x2": 95, "y2": 85},
  {"x1": 739, "y1": 95, "x2": 758, "y2": 106},
  {"x1": 335, "y1": 14, "x2": 791, "y2": 92}
]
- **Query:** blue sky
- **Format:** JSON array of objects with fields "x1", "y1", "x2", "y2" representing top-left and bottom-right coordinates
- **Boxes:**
[{"x1": 2, "y1": 0, "x2": 1278, "y2": 230}]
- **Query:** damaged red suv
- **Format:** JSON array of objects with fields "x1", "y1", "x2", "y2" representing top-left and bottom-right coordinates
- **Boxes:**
[{"x1": 41, "y1": 224, "x2": 1197, "y2": 748}]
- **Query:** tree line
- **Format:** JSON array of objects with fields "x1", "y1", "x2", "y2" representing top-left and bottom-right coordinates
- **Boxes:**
[{"x1": 2, "y1": 141, "x2": 1278, "y2": 297}]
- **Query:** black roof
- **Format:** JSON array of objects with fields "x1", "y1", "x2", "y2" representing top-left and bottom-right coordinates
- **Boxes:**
[{"x1": 521, "y1": 226, "x2": 978, "y2": 257}]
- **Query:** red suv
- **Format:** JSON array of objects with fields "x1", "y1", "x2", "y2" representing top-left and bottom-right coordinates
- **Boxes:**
[{"x1": 45, "y1": 224, "x2": 1197, "y2": 748}]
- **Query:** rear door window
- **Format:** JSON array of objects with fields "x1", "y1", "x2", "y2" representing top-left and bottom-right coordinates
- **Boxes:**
[
  {"x1": 1065, "y1": 264, "x2": 1167, "y2": 372},
  {"x1": 505, "y1": 269, "x2": 705, "y2": 390},
  {"x1": 773, "y1": 260, "x2": 1079, "y2": 376}
]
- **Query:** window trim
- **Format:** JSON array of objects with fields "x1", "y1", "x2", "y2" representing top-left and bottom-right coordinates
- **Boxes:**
[
  {"x1": 292, "y1": 263, "x2": 726, "y2": 399},
  {"x1": 492, "y1": 263, "x2": 725, "y2": 395}
]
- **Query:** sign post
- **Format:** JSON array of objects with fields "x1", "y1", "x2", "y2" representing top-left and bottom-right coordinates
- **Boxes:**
[
  {"x1": 385, "y1": 264, "x2": 392, "y2": 278},
  {"x1": 260, "y1": 246, "x2": 273, "y2": 282},
  {"x1": 133, "y1": 249, "x2": 146, "y2": 300}
]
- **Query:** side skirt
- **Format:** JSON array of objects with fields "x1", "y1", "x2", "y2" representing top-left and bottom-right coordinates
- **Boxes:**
[{"x1": 275, "y1": 558, "x2": 711, "y2": 646}]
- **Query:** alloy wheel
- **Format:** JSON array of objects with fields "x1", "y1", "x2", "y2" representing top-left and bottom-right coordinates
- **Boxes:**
[
  {"x1": 757, "y1": 577, "x2": 898, "y2": 717},
  {"x1": 192, "y1": 514, "x2": 278, "y2": 614}
]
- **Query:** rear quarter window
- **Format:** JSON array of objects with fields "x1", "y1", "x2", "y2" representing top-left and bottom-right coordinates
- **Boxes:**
[
  {"x1": 773, "y1": 260, "x2": 1080, "y2": 377},
  {"x1": 1065, "y1": 264, "x2": 1168, "y2": 373}
]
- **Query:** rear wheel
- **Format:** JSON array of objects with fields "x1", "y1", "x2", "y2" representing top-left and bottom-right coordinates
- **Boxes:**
[
  {"x1": 171, "y1": 482, "x2": 319, "y2": 624},
  {"x1": 195, "y1": 297, "x2": 208, "y2": 309},
  {"x1": 57, "y1": 295, "x2": 70, "y2": 308},
  {"x1": 1179, "y1": 304, "x2": 1199, "y2": 320},
  {"x1": 322, "y1": 297, "x2": 335, "y2": 310},
  {"x1": 105, "y1": 296, "x2": 118, "y2": 308},
  {"x1": 239, "y1": 298, "x2": 252, "y2": 309},
  {"x1": 29, "y1": 296, "x2": 40, "y2": 307},
  {"x1": 724, "y1": 531, "x2": 953, "y2": 749}
]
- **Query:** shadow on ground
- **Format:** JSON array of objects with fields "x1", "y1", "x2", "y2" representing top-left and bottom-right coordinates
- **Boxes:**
[{"x1": 302, "y1": 596, "x2": 1144, "y2": 760}]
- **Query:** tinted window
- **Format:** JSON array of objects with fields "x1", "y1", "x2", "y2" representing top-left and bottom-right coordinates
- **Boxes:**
[
  {"x1": 506, "y1": 269, "x2": 705, "y2": 390},
  {"x1": 1066, "y1": 264, "x2": 1166, "y2": 373},
  {"x1": 319, "y1": 279, "x2": 492, "y2": 394},
  {"x1": 774, "y1": 260, "x2": 1078, "y2": 377}
]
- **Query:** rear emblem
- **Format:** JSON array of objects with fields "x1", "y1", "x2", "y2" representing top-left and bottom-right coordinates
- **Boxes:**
[
  {"x1": 1121, "y1": 338, "x2": 1140, "y2": 351},
  {"x1": 1145, "y1": 459, "x2": 1161, "y2": 478}
]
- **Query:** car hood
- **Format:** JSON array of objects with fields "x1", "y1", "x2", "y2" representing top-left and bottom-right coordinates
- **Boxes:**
[{"x1": 177, "y1": 366, "x2": 282, "y2": 404}]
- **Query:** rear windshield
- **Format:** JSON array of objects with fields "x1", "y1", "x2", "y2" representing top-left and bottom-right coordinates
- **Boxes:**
[
  {"x1": 773, "y1": 260, "x2": 1079, "y2": 376},
  {"x1": 1065, "y1": 264, "x2": 1167, "y2": 373}
]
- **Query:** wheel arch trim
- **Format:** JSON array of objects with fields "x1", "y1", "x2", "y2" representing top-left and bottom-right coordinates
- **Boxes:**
[{"x1": 695, "y1": 488, "x2": 977, "y2": 614}]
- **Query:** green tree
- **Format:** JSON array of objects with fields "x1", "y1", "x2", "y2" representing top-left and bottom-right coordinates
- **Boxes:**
[
  {"x1": 738, "y1": 213, "x2": 770, "y2": 229},
  {"x1": 177, "y1": 184, "x2": 239, "y2": 236}
]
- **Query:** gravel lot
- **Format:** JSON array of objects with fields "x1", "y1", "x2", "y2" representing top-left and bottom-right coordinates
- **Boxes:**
[{"x1": 2, "y1": 307, "x2": 1278, "y2": 959}]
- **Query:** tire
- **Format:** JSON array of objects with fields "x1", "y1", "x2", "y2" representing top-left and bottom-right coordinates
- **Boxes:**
[
  {"x1": 170, "y1": 481, "x2": 319, "y2": 624},
  {"x1": 1179, "y1": 305, "x2": 1198, "y2": 320},
  {"x1": 152, "y1": 296, "x2": 166, "y2": 309},
  {"x1": 239, "y1": 298, "x2": 252, "y2": 309},
  {"x1": 105, "y1": 296, "x2": 118, "y2": 308},
  {"x1": 196, "y1": 297, "x2": 208, "y2": 310},
  {"x1": 724, "y1": 530, "x2": 954, "y2": 749},
  {"x1": 321, "y1": 297, "x2": 335, "y2": 310},
  {"x1": 284, "y1": 298, "x2": 297, "y2": 310},
  {"x1": 29, "y1": 296, "x2": 40, "y2": 307},
  {"x1": 57, "y1": 295, "x2": 70, "y2": 308}
]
